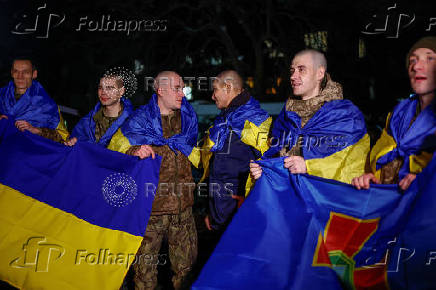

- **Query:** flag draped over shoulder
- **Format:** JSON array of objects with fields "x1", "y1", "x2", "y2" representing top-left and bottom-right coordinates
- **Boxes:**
[
  {"x1": 108, "y1": 94, "x2": 198, "y2": 159},
  {"x1": 370, "y1": 96, "x2": 436, "y2": 180},
  {"x1": 195, "y1": 96, "x2": 271, "y2": 180},
  {"x1": 71, "y1": 97, "x2": 133, "y2": 147},
  {"x1": 193, "y1": 156, "x2": 436, "y2": 290},
  {"x1": 0, "y1": 80, "x2": 68, "y2": 139},
  {"x1": 0, "y1": 119, "x2": 161, "y2": 290},
  {"x1": 263, "y1": 100, "x2": 369, "y2": 184}
]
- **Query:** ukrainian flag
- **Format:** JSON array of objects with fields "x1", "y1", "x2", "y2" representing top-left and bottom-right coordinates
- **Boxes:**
[
  {"x1": 0, "y1": 119, "x2": 161, "y2": 289},
  {"x1": 263, "y1": 99, "x2": 370, "y2": 184},
  {"x1": 193, "y1": 156, "x2": 436, "y2": 289}
]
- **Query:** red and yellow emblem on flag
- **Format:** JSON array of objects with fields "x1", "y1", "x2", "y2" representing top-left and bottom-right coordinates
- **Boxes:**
[{"x1": 313, "y1": 212, "x2": 389, "y2": 290}]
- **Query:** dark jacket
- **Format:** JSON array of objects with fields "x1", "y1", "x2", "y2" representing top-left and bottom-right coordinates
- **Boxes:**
[{"x1": 208, "y1": 91, "x2": 261, "y2": 230}]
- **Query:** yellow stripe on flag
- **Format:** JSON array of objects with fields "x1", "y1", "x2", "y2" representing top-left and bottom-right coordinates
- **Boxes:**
[
  {"x1": 306, "y1": 134, "x2": 370, "y2": 184},
  {"x1": 0, "y1": 183, "x2": 142, "y2": 290}
]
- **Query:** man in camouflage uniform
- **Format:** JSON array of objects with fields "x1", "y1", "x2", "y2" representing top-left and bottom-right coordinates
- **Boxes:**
[
  {"x1": 65, "y1": 74, "x2": 133, "y2": 147},
  {"x1": 109, "y1": 71, "x2": 198, "y2": 289}
]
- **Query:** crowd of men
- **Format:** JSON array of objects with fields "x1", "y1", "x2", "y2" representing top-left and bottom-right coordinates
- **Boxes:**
[{"x1": 1, "y1": 36, "x2": 435, "y2": 289}]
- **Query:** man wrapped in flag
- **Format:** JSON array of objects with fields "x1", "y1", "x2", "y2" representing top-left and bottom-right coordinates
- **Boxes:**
[
  {"x1": 65, "y1": 71, "x2": 134, "y2": 148},
  {"x1": 250, "y1": 49, "x2": 369, "y2": 184},
  {"x1": 193, "y1": 70, "x2": 271, "y2": 232},
  {"x1": 0, "y1": 57, "x2": 69, "y2": 142},
  {"x1": 352, "y1": 36, "x2": 436, "y2": 191},
  {"x1": 108, "y1": 71, "x2": 198, "y2": 289}
]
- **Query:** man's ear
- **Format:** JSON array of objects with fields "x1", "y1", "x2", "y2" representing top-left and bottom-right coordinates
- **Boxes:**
[
  {"x1": 224, "y1": 82, "x2": 232, "y2": 94},
  {"x1": 32, "y1": 70, "x2": 38, "y2": 79},
  {"x1": 316, "y1": 67, "x2": 325, "y2": 82}
]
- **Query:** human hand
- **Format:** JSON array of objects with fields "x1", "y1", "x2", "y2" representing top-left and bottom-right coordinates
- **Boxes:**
[
  {"x1": 15, "y1": 120, "x2": 41, "y2": 135},
  {"x1": 351, "y1": 173, "x2": 381, "y2": 190},
  {"x1": 284, "y1": 156, "x2": 307, "y2": 174}
]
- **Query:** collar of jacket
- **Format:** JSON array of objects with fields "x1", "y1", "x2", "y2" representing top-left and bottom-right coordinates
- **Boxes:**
[{"x1": 224, "y1": 90, "x2": 251, "y2": 112}]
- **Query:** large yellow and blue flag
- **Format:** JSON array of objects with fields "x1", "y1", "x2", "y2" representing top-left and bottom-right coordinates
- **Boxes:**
[
  {"x1": 0, "y1": 118, "x2": 161, "y2": 289},
  {"x1": 193, "y1": 156, "x2": 436, "y2": 289}
]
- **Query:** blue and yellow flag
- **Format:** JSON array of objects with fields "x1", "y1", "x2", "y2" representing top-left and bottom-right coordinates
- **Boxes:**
[
  {"x1": 108, "y1": 94, "x2": 198, "y2": 159},
  {"x1": 0, "y1": 119, "x2": 161, "y2": 289},
  {"x1": 370, "y1": 96, "x2": 436, "y2": 179},
  {"x1": 263, "y1": 99, "x2": 369, "y2": 184},
  {"x1": 194, "y1": 96, "x2": 271, "y2": 181},
  {"x1": 0, "y1": 80, "x2": 69, "y2": 140},
  {"x1": 193, "y1": 156, "x2": 436, "y2": 289},
  {"x1": 71, "y1": 97, "x2": 133, "y2": 147}
]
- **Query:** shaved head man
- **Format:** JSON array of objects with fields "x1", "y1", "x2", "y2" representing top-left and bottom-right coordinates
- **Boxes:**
[
  {"x1": 290, "y1": 49, "x2": 327, "y2": 100},
  {"x1": 202, "y1": 70, "x2": 271, "y2": 232},
  {"x1": 250, "y1": 49, "x2": 369, "y2": 186},
  {"x1": 108, "y1": 70, "x2": 198, "y2": 289},
  {"x1": 211, "y1": 70, "x2": 244, "y2": 109},
  {"x1": 153, "y1": 71, "x2": 185, "y2": 114}
]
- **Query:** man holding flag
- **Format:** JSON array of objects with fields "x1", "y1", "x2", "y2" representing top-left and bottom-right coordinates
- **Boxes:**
[
  {"x1": 108, "y1": 71, "x2": 198, "y2": 290},
  {"x1": 250, "y1": 49, "x2": 369, "y2": 184},
  {"x1": 0, "y1": 57, "x2": 69, "y2": 142},
  {"x1": 352, "y1": 36, "x2": 436, "y2": 191}
]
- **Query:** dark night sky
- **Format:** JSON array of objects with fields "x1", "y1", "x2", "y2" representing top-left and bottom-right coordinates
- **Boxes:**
[{"x1": 1, "y1": 0, "x2": 435, "y2": 131}]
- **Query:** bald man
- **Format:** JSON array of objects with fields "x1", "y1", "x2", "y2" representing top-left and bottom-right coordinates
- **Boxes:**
[
  {"x1": 108, "y1": 71, "x2": 198, "y2": 290},
  {"x1": 197, "y1": 70, "x2": 271, "y2": 232},
  {"x1": 250, "y1": 49, "x2": 369, "y2": 184}
]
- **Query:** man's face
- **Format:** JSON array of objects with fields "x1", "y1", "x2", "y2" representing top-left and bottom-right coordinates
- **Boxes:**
[
  {"x1": 408, "y1": 48, "x2": 436, "y2": 97},
  {"x1": 157, "y1": 74, "x2": 184, "y2": 112},
  {"x1": 98, "y1": 77, "x2": 124, "y2": 107},
  {"x1": 290, "y1": 53, "x2": 321, "y2": 100},
  {"x1": 11, "y1": 60, "x2": 37, "y2": 92},
  {"x1": 212, "y1": 80, "x2": 232, "y2": 109}
]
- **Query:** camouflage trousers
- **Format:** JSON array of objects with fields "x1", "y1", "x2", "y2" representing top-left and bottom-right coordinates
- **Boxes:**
[{"x1": 133, "y1": 207, "x2": 197, "y2": 290}]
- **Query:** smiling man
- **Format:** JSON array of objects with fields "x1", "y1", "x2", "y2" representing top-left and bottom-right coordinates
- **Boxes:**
[
  {"x1": 0, "y1": 58, "x2": 68, "y2": 141},
  {"x1": 65, "y1": 74, "x2": 133, "y2": 147},
  {"x1": 250, "y1": 49, "x2": 369, "y2": 184},
  {"x1": 352, "y1": 36, "x2": 436, "y2": 191}
]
